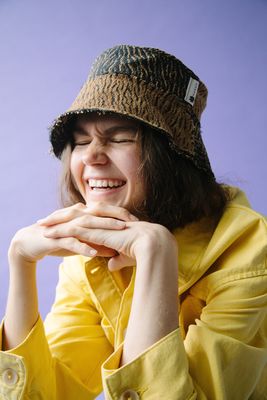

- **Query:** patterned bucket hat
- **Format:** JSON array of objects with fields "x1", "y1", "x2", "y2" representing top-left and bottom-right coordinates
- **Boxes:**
[{"x1": 50, "y1": 44, "x2": 214, "y2": 178}]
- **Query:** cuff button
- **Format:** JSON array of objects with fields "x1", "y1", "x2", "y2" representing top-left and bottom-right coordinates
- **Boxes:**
[
  {"x1": 119, "y1": 389, "x2": 140, "y2": 399},
  {"x1": 2, "y1": 368, "x2": 19, "y2": 386}
]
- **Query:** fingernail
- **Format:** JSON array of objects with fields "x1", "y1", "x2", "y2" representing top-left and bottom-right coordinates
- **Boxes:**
[
  {"x1": 116, "y1": 220, "x2": 126, "y2": 227},
  {"x1": 37, "y1": 219, "x2": 45, "y2": 224},
  {"x1": 89, "y1": 249, "x2": 97, "y2": 256}
]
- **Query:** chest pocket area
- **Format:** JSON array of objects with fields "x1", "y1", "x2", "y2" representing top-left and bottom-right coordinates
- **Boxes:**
[{"x1": 179, "y1": 294, "x2": 206, "y2": 339}]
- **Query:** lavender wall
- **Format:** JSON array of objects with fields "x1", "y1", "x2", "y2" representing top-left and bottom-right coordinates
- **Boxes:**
[{"x1": 0, "y1": 1, "x2": 266, "y2": 398}]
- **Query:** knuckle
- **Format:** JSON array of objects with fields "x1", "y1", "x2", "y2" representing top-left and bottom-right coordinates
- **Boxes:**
[
  {"x1": 116, "y1": 206, "x2": 129, "y2": 215},
  {"x1": 66, "y1": 204, "x2": 85, "y2": 218},
  {"x1": 122, "y1": 209, "x2": 132, "y2": 219},
  {"x1": 73, "y1": 202, "x2": 85, "y2": 210}
]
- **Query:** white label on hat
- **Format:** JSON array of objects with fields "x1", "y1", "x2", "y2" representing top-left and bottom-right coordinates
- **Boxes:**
[{"x1": 184, "y1": 77, "x2": 199, "y2": 106}]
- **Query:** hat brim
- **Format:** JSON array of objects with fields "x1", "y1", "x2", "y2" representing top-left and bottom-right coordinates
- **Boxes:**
[{"x1": 49, "y1": 74, "x2": 213, "y2": 176}]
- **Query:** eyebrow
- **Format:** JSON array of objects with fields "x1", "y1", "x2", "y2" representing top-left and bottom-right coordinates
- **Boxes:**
[{"x1": 73, "y1": 124, "x2": 139, "y2": 138}]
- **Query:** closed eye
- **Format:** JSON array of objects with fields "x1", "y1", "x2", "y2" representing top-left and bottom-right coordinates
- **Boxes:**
[
  {"x1": 110, "y1": 139, "x2": 136, "y2": 143},
  {"x1": 74, "y1": 139, "x2": 136, "y2": 146},
  {"x1": 74, "y1": 141, "x2": 92, "y2": 146}
]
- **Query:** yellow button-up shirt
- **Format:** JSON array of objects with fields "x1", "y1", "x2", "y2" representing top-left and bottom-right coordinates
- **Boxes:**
[{"x1": 0, "y1": 186, "x2": 267, "y2": 399}]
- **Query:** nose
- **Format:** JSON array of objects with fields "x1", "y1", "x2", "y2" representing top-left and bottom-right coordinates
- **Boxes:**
[{"x1": 81, "y1": 138, "x2": 108, "y2": 165}]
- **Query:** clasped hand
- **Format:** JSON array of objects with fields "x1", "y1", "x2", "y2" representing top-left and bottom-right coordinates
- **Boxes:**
[{"x1": 9, "y1": 202, "x2": 176, "y2": 271}]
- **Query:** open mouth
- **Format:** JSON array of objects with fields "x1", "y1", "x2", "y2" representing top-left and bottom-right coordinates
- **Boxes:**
[{"x1": 88, "y1": 179, "x2": 126, "y2": 191}]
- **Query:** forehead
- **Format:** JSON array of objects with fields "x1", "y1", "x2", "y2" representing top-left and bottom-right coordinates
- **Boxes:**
[{"x1": 73, "y1": 112, "x2": 140, "y2": 133}]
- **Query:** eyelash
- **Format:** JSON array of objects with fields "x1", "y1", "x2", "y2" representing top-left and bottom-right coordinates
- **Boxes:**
[
  {"x1": 111, "y1": 139, "x2": 136, "y2": 143},
  {"x1": 74, "y1": 139, "x2": 136, "y2": 146}
]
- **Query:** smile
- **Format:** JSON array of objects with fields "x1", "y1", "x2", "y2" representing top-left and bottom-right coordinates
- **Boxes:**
[{"x1": 88, "y1": 179, "x2": 126, "y2": 190}]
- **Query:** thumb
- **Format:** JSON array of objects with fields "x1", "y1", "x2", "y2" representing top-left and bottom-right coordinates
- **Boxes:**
[{"x1": 107, "y1": 254, "x2": 134, "y2": 271}]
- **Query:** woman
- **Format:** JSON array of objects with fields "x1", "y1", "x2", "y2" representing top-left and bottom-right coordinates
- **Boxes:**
[{"x1": 1, "y1": 45, "x2": 266, "y2": 399}]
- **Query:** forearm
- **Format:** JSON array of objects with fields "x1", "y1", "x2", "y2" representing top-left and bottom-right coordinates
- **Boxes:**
[
  {"x1": 2, "y1": 252, "x2": 39, "y2": 351},
  {"x1": 120, "y1": 241, "x2": 179, "y2": 365}
]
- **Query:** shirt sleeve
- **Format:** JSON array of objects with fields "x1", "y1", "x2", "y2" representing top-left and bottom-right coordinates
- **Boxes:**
[
  {"x1": 0, "y1": 260, "x2": 114, "y2": 400},
  {"x1": 101, "y1": 269, "x2": 267, "y2": 400}
]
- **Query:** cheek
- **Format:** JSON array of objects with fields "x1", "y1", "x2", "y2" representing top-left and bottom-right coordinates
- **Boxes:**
[
  {"x1": 70, "y1": 154, "x2": 83, "y2": 188},
  {"x1": 122, "y1": 152, "x2": 144, "y2": 197},
  {"x1": 118, "y1": 148, "x2": 141, "y2": 180}
]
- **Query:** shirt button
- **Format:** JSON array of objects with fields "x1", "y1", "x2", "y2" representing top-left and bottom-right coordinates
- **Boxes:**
[
  {"x1": 2, "y1": 368, "x2": 19, "y2": 385},
  {"x1": 119, "y1": 389, "x2": 140, "y2": 399}
]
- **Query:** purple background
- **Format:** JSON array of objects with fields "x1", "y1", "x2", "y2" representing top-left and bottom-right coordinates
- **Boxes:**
[{"x1": 0, "y1": 1, "x2": 266, "y2": 398}]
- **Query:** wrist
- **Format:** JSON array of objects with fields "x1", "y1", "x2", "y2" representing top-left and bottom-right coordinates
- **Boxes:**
[
  {"x1": 8, "y1": 241, "x2": 38, "y2": 269},
  {"x1": 134, "y1": 224, "x2": 178, "y2": 261}
]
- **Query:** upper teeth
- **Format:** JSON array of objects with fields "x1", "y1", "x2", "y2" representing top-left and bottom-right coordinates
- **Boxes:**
[{"x1": 88, "y1": 179, "x2": 125, "y2": 188}]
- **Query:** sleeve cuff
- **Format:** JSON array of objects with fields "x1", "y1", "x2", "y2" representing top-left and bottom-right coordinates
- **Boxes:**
[
  {"x1": 0, "y1": 314, "x2": 54, "y2": 397},
  {"x1": 102, "y1": 328, "x2": 196, "y2": 399}
]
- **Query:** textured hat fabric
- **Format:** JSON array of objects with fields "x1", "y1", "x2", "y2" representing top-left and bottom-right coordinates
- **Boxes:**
[{"x1": 50, "y1": 45, "x2": 214, "y2": 178}]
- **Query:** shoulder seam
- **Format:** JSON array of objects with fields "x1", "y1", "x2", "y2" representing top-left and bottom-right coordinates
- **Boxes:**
[{"x1": 226, "y1": 204, "x2": 267, "y2": 224}]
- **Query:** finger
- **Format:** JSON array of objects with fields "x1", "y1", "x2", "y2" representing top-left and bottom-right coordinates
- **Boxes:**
[
  {"x1": 45, "y1": 225, "x2": 119, "y2": 254},
  {"x1": 43, "y1": 225, "x2": 119, "y2": 253},
  {"x1": 82, "y1": 244, "x2": 118, "y2": 257},
  {"x1": 46, "y1": 240, "x2": 117, "y2": 258},
  {"x1": 108, "y1": 254, "x2": 134, "y2": 271},
  {"x1": 43, "y1": 217, "x2": 126, "y2": 240},
  {"x1": 53, "y1": 237, "x2": 98, "y2": 257},
  {"x1": 77, "y1": 215, "x2": 127, "y2": 229},
  {"x1": 37, "y1": 203, "x2": 86, "y2": 226},
  {"x1": 37, "y1": 202, "x2": 138, "y2": 226},
  {"x1": 85, "y1": 202, "x2": 139, "y2": 222}
]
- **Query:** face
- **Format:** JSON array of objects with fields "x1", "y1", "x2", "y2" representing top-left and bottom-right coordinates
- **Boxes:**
[{"x1": 70, "y1": 113, "x2": 145, "y2": 214}]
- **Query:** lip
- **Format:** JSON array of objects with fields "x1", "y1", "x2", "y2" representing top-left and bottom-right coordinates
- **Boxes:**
[
  {"x1": 84, "y1": 176, "x2": 126, "y2": 181},
  {"x1": 86, "y1": 182, "x2": 127, "y2": 197},
  {"x1": 85, "y1": 177, "x2": 126, "y2": 189}
]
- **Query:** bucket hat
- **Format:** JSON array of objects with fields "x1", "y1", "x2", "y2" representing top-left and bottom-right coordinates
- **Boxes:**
[{"x1": 50, "y1": 44, "x2": 214, "y2": 178}]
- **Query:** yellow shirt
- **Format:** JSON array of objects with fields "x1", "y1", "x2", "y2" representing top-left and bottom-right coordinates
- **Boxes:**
[{"x1": 0, "y1": 186, "x2": 266, "y2": 399}]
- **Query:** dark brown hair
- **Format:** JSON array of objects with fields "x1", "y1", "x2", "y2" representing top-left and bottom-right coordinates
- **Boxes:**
[
  {"x1": 135, "y1": 126, "x2": 231, "y2": 230},
  {"x1": 59, "y1": 122, "x2": 231, "y2": 231}
]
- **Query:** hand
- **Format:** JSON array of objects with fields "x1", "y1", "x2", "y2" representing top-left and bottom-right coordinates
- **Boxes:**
[
  {"x1": 42, "y1": 204, "x2": 177, "y2": 271},
  {"x1": 9, "y1": 202, "x2": 138, "y2": 264}
]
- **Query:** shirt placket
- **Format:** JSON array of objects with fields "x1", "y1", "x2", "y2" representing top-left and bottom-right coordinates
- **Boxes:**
[{"x1": 85, "y1": 257, "x2": 135, "y2": 349}]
